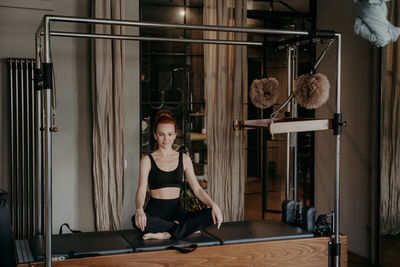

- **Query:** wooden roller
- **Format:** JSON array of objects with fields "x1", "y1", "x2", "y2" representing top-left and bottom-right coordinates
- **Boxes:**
[{"x1": 233, "y1": 117, "x2": 333, "y2": 135}]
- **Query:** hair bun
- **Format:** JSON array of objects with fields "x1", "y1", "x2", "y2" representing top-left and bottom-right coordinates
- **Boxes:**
[{"x1": 156, "y1": 110, "x2": 173, "y2": 121}]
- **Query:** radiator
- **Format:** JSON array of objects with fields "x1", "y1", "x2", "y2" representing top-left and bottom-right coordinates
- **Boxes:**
[{"x1": 7, "y1": 58, "x2": 42, "y2": 239}]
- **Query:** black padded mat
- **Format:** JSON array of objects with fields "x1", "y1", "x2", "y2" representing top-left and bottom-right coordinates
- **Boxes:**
[
  {"x1": 30, "y1": 231, "x2": 132, "y2": 261},
  {"x1": 204, "y1": 219, "x2": 314, "y2": 245},
  {"x1": 119, "y1": 229, "x2": 220, "y2": 252}
]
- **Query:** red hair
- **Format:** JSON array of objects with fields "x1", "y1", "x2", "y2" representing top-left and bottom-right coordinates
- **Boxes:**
[{"x1": 153, "y1": 110, "x2": 176, "y2": 135}]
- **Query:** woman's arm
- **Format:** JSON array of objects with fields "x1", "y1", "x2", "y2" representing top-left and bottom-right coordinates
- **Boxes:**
[
  {"x1": 135, "y1": 156, "x2": 151, "y2": 231},
  {"x1": 183, "y1": 154, "x2": 223, "y2": 228}
]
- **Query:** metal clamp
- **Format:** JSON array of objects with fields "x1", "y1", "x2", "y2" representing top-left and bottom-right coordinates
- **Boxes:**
[{"x1": 333, "y1": 113, "x2": 347, "y2": 136}]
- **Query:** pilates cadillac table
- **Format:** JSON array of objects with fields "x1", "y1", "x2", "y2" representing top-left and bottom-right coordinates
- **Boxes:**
[
  {"x1": 30, "y1": 14, "x2": 346, "y2": 267},
  {"x1": 16, "y1": 219, "x2": 347, "y2": 266}
]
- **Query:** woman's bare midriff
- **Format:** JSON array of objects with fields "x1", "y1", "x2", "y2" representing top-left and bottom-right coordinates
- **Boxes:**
[{"x1": 150, "y1": 187, "x2": 181, "y2": 199}]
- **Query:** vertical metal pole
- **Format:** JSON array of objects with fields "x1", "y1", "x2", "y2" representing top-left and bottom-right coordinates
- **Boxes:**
[
  {"x1": 9, "y1": 60, "x2": 16, "y2": 234},
  {"x1": 16, "y1": 59, "x2": 21, "y2": 239},
  {"x1": 262, "y1": 42, "x2": 267, "y2": 219},
  {"x1": 30, "y1": 60, "x2": 36, "y2": 237},
  {"x1": 334, "y1": 34, "x2": 342, "y2": 267},
  {"x1": 258, "y1": 110, "x2": 263, "y2": 217},
  {"x1": 22, "y1": 59, "x2": 28, "y2": 239},
  {"x1": 285, "y1": 47, "x2": 292, "y2": 199},
  {"x1": 262, "y1": 112, "x2": 266, "y2": 218},
  {"x1": 43, "y1": 17, "x2": 53, "y2": 267},
  {"x1": 292, "y1": 47, "x2": 298, "y2": 202},
  {"x1": 35, "y1": 35, "x2": 43, "y2": 235},
  {"x1": 25, "y1": 59, "x2": 32, "y2": 238}
]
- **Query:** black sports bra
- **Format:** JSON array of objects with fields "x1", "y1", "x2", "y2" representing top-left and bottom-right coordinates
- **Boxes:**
[{"x1": 148, "y1": 152, "x2": 183, "y2": 190}]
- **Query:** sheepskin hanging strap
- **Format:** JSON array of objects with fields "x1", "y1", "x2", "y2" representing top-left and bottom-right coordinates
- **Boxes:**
[
  {"x1": 91, "y1": 0, "x2": 125, "y2": 231},
  {"x1": 381, "y1": 0, "x2": 400, "y2": 235},
  {"x1": 203, "y1": 0, "x2": 246, "y2": 222}
]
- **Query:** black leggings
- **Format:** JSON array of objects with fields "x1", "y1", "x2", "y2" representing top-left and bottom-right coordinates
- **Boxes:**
[{"x1": 132, "y1": 197, "x2": 213, "y2": 240}]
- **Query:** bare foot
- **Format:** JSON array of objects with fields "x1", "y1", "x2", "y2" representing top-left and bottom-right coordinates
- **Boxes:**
[{"x1": 142, "y1": 232, "x2": 171, "y2": 240}]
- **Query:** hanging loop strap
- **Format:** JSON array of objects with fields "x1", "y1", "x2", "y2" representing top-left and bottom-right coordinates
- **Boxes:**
[
  {"x1": 270, "y1": 45, "x2": 297, "y2": 121},
  {"x1": 311, "y1": 38, "x2": 335, "y2": 73},
  {"x1": 270, "y1": 38, "x2": 335, "y2": 120},
  {"x1": 167, "y1": 244, "x2": 198, "y2": 254},
  {"x1": 58, "y1": 223, "x2": 82, "y2": 235}
]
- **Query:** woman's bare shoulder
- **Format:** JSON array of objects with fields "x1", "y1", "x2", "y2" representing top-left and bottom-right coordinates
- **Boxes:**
[
  {"x1": 140, "y1": 155, "x2": 151, "y2": 166},
  {"x1": 182, "y1": 153, "x2": 193, "y2": 166},
  {"x1": 182, "y1": 153, "x2": 191, "y2": 161}
]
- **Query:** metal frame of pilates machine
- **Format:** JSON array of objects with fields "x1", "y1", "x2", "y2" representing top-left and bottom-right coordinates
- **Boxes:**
[{"x1": 34, "y1": 15, "x2": 344, "y2": 267}]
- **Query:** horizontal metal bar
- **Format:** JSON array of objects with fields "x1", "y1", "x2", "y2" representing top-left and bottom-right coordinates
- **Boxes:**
[
  {"x1": 4, "y1": 59, "x2": 35, "y2": 63},
  {"x1": 267, "y1": 36, "x2": 315, "y2": 48},
  {"x1": 44, "y1": 15, "x2": 312, "y2": 36},
  {"x1": 50, "y1": 31, "x2": 263, "y2": 46}
]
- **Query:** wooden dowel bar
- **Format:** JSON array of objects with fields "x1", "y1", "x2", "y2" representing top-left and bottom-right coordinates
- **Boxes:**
[{"x1": 235, "y1": 118, "x2": 333, "y2": 135}]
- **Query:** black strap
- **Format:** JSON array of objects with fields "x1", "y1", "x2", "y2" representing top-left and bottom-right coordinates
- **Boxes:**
[
  {"x1": 59, "y1": 223, "x2": 82, "y2": 235},
  {"x1": 167, "y1": 244, "x2": 198, "y2": 254}
]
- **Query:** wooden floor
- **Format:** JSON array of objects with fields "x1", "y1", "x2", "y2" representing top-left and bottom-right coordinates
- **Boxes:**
[
  {"x1": 381, "y1": 235, "x2": 400, "y2": 267},
  {"x1": 244, "y1": 177, "x2": 297, "y2": 221}
]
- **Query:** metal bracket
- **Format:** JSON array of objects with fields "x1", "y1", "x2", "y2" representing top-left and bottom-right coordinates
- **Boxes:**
[{"x1": 333, "y1": 113, "x2": 347, "y2": 136}]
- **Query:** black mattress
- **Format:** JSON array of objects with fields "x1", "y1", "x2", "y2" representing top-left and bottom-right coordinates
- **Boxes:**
[
  {"x1": 29, "y1": 220, "x2": 314, "y2": 261},
  {"x1": 204, "y1": 219, "x2": 314, "y2": 245},
  {"x1": 30, "y1": 231, "x2": 132, "y2": 261}
]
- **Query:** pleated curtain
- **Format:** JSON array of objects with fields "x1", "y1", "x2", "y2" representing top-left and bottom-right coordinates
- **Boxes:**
[
  {"x1": 91, "y1": 0, "x2": 125, "y2": 231},
  {"x1": 380, "y1": 0, "x2": 400, "y2": 235},
  {"x1": 203, "y1": 0, "x2": 247, "y2": 222}
]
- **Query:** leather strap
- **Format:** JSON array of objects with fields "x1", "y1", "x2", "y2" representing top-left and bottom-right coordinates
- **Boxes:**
[
  {"x1": 167, "y1": 244, "x2": 198, "y2": 254},
  {"x1": 59, "y1": 223, "x2": 82, "y2": 235}
]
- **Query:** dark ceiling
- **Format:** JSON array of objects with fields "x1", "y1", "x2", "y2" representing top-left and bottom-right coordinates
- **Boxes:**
[{"x1": 142, "y1": 0, "x2": 310, "y2": 13}]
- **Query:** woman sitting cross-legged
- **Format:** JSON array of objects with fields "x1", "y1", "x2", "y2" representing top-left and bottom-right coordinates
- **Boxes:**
[{"x1": 132, "y1": 111, "x2": 223, "y2": 240}]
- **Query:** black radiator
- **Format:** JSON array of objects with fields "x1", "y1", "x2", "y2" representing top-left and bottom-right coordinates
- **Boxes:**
[{"x1": 6, "y1": 58, "x2": 42, "y2": 240}]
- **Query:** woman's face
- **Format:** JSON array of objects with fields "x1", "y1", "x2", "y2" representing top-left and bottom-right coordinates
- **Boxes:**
[{"x1": 154, "y1": 123, "x2": 176, "y2": 149}]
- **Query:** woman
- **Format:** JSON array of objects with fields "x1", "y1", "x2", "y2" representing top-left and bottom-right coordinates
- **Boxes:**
[{"x1": 132, "y1": 111, "x2": 223, "y2": 240}]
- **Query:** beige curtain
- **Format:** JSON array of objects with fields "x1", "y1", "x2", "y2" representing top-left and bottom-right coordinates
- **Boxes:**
[
  {"x1": 91, "y1": 0, "x2": 125, "y2": 231},
  {"x1": 203, "y1": 0, "x2": 246, "y2": 222},
  {"x1": 381, "y1": 0, "x2": 400, "y2": 235}
]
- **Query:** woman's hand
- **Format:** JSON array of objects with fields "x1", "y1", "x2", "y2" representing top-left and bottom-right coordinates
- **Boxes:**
[
  {"x1": 135, "y1": 208, "x2": 147, "y2": 231},
  {"x1": 211, "y1": 204, "x2": 223, "y2": 229}
]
